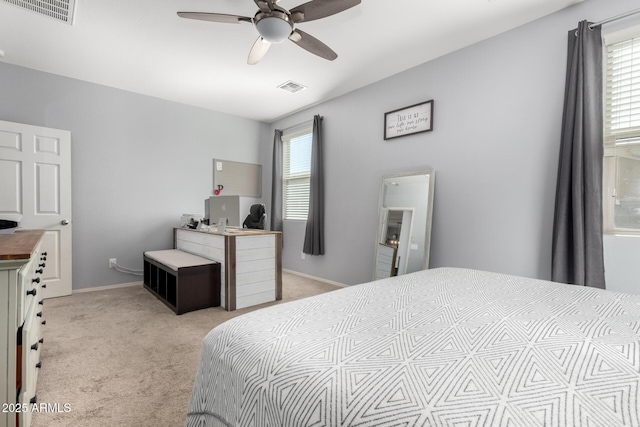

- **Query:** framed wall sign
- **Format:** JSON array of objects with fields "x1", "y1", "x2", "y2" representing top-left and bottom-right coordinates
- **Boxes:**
[{"x1": 384, "y1": 100, "x2": 434, "y2": 140}]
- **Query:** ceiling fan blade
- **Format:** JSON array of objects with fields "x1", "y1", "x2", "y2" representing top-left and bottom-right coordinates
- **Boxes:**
[
  {"x1": 248, "y1": 37, "x2": 272, "y2": 65},
  {"x1": 288, "y1": 30, "x2": 337, "y2": 61},
  {"x1": 289, "y1": 0, "x2": 360, "y2": 23},
  {"x1": 254, "y1": 0, "x2": 272, "y2": 13},
  {"x1": 177, "y1": 12, "x2": 252, "y2": 24}
]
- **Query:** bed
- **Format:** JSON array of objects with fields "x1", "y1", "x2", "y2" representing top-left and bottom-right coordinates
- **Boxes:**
[{"x1": 184, "y1": 267, "x2": 640, "y2": 426}]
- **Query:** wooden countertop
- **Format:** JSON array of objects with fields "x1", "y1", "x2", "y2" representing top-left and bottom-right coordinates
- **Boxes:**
[{"x1": 0, "y1": 230, "x2": 45, "y2": 260}]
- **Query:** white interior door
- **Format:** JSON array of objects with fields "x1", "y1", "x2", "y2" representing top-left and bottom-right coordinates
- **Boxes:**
[
  {"x1": 0, "y1": 120, "x2": 72, "y2": 298},
  {"x1": 396, "y1": 210, "x2": 414, "y2": 275},
  {"x1": 378, "y1": 208, "x2": 389, "y2": 244}
]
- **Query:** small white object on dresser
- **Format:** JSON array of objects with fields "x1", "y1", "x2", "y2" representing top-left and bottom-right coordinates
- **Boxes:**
[{"x1": 0, "y1": 230, "x2": 46, "y2": 427}]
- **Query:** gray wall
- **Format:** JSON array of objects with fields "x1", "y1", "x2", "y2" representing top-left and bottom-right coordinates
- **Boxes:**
[
  {"x1": 0, "y1": 63, "x2": 268, "y2": 290},
  {"x1": 270, "y1": 0, "x2": 640, "y2": 288},
  {"x1": 2, "y1": 0, "x2": 637, "y2": 292}
]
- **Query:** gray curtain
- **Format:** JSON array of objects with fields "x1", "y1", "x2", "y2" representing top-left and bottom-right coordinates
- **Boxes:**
[
  {"x1": 551, "y1": 21, "x2": 605, "y2": 289},
  {"x1": 270, "y1": 130, "x2": 283, "y2": 232},
  {"x1": 303, "y1": 115, "x2": 325, "y2": 255}
]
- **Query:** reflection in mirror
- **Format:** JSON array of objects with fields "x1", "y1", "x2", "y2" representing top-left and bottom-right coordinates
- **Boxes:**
[{"x1": 374, "y1": 170, "x2": 435, "y2": 280}]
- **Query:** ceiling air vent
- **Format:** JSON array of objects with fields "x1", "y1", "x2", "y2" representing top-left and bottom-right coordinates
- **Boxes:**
[
  {"x1": 277, "y1": 80, "x2": 307, "y2": 94},
  {"x1": 3, "y1": 0, "x2": 76, "y2": 24}
]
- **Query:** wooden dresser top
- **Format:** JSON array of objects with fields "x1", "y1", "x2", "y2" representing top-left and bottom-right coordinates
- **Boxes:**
[{"x1": 0, "y1": 230, "x2": 45, "y2": 260}]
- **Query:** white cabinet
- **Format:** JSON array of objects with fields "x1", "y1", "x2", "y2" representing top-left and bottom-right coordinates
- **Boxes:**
[
  {"x1": 174, "y1": 228, "x2": 282, "y2": 311},
  {"x1": 0, "y1": 230, "x2": 45, "y2": 427}
]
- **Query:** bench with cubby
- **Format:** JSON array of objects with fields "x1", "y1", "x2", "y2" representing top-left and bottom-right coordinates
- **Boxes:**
[{"x1": 143, "y1": 249, "x2": 220, "y2": 314}]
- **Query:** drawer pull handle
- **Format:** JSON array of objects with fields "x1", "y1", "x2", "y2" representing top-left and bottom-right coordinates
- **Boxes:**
[
  {"x1": 36, "y1": 362, "x2": 42, "y2": 369},
  {"x1": 42, "y1": 284, "x2": 47, "y2": 289},
  {"x1": 42, "y1": 252, "x2": 47, "y2": 256},
  {"x1": 32, "y1": 277, "x2": 40, "y2": 284},
  {"x1": 31, "y1": 342, "x2": 38, "y2": 351},
  {"x1": 39, "y1": 338, "x2": 44, "y2": 344},
  {"x1": 37, "y1": 311, "x2": 43, "y2": 317},
  {"x1": 30, "y1": 395, "x2": 37, "y2": 404},
  {"x1": 35, "y1": 268, "x2": 43, "y2": 274},
  {"x1": 41, "y1": 320, "x2": 47, "y2": 326},
  {"x1": 26, "y1": 289, "x2": 37, "y2": 296},
  {"x1": 39, "y1": 300, "x2": 44, "y2": 305},
  {"x1": 39, "y1": 263, "x2": 46, "y2": 268}
]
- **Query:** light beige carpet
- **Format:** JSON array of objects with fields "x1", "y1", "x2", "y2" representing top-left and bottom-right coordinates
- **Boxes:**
[{"x1": 31, "y1": 271, "x2": 340, "y2": 427}]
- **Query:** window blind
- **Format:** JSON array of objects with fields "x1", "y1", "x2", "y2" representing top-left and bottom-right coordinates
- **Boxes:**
[
  {"x1": 605, "y1": 34, "x2": 640, "y2": 231},
  {"x1": 283, "y1": 128, "x2": 312, "y2": 220},
  {"x1": 605, "y1": 36, "x2": 640, "y2": 146}
]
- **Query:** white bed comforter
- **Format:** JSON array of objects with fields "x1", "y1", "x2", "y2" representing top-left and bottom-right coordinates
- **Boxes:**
[{"x1": 185, "y1": 268, "x2": 640, "y2": 426}]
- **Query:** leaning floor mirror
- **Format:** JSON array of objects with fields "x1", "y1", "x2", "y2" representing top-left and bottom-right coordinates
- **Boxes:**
[{"x1": 374, "y1": 170, "x2": 435, "y2": 280}]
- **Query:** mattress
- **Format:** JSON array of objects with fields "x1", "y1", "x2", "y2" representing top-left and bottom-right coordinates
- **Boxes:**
[{"x1": 185, "y1": 267, "x2": 640, "y2": 426}]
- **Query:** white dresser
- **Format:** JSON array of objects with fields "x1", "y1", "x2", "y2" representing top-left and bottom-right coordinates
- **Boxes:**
[
  {"x1": 174, "y1": 227, "x2": 282, "y2": 311},
  {"x1": 0, "y1": 230, "x2": 46, "y2": 427}
]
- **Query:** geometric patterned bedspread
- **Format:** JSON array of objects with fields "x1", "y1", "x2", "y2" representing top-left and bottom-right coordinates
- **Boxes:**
[{"x1": 184, "y1": 268, "x2": 640, "y2": 426}]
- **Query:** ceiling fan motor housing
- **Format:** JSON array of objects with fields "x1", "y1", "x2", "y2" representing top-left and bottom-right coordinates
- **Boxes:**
[{"x1": 254, "y1": 11, "x2": 293, "y2": 43}]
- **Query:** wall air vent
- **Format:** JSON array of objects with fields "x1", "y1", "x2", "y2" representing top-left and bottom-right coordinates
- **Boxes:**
[
  {"x1": 277, "y1": 80, "x2": 307, "y2": 94},
  {"x1": 2, "y1": 0, "x2": 76, "y2": 24}
]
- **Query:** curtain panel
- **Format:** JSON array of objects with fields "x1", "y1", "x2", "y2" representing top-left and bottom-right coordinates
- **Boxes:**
[
  {"x1": 303, "y1": 115, "x2": 325, "y2": 255},
  {"x1": 551, "y1": 21, "x2": 605, "y2": 289}
]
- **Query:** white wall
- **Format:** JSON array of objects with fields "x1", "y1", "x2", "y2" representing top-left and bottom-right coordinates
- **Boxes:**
[
  {"x1": 269, "y1": 0, "x2": 640, "y2": 290},
  {"x1": 604, "y1": 235, "x2": 640, "y2": 294},
  {"x1": 0, "y1": 63, "x2": 269, "y2": 290}
]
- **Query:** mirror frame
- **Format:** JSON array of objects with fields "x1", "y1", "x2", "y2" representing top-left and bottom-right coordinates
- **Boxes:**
[{"x1": 373, "y1": 169, "x2": 435, "y2": 280}]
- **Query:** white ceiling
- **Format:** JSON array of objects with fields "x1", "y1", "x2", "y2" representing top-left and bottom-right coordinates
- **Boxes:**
[{"x1": 0, "y1": 0, "x2": 583, "y2": 123}]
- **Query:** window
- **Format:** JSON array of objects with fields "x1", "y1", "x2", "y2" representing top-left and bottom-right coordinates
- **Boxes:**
[
  {"x1": 604, "y1": 30, "x2": 640, "y2": 233},
  {"x1": 283, "y1": 126, "x2": 312, "y2": 220}
]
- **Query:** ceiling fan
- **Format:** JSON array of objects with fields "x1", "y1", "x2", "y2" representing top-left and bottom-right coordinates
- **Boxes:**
[{"x1": 177, "y1": 0, "x2": 361, "y2": 65}]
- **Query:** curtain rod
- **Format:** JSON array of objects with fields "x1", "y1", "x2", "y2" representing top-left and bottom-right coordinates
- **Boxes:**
[
  {"x1": 590, "y1": 8, "x2": 640, "y2": 29},
  {"x1": 279, "y1": 119, "x2": 313, "y2": 134}
]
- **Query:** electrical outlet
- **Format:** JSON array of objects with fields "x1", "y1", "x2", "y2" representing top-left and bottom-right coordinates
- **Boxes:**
[{"x1": 109, "y1": 258, "x2": 116, "y2": 269}]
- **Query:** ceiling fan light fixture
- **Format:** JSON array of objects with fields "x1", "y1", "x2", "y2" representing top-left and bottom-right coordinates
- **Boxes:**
[{"x1": 255, "y1": 13, "x2": 293, "y2": 43}]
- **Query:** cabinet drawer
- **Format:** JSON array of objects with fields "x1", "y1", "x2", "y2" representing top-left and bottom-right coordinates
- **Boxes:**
[
  {"x1": 20, "y1": 299, "x2": 43, "y2": 411},
  {"x1": 17, "y1": 249, "x2": 46, "y2": 326},
  {"x1": 17, "y1": 257, "x2": 36, "y2": 325},
  {"x1": 176, "y1": 229, "x2": 224, "y2": 249}
]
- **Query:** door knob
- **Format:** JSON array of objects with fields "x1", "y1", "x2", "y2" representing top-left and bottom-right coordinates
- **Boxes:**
[{"x1": 61, "y1": 219, "x2": 70, "y2": 225}]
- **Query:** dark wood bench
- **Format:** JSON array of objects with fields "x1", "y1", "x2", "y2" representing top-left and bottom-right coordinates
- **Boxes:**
[{"x1": 143, "y1": 249, "x2": 220, "y2": 314}]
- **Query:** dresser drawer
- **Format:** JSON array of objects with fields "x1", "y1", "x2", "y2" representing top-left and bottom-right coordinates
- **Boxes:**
[
  {"x1": 19, "y1": 299, "x2": 43, "y2": 411},
  {"x1": 176, "y1": 229, "x2": 224, "y2": 249},
  {"x1": 17, "y1": 249, "x2": 46, "y2": 326},
  {"x1": 17, "y1": 258, "x2": 35, "y2": 325}
]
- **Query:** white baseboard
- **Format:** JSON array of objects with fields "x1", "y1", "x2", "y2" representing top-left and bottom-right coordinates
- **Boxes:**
[
  {"x1": 283, "y1": 269, "x2": 348, "y2": 288},
  {"x1": 73, "y1": 281, "x2": 142, "y2": 294},
  {"x1": 74, "y1": 272, "x2": 347, "y2": 294}
]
